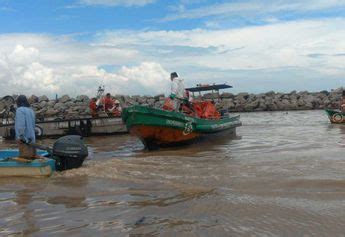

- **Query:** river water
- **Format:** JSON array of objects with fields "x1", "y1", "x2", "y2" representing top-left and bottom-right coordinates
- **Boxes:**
[{"x1": 0, "y1": 110, "x2": 344, "y2": 236}]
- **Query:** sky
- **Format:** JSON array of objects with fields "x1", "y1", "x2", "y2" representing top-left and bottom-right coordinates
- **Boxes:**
[{"x1": 0, "y1": 0, "x2": 344, "y2": 97}]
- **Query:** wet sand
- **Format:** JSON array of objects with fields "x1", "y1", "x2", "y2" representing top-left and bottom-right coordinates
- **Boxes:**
[{"x1": 0, "y1": 110, "x2": 344, "y2": 236}]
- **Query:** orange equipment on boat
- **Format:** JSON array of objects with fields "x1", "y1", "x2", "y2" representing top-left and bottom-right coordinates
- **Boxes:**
[
  {"x1": 193, "y1": 101, "x2": 220, "y2": 119},
  {"x1": 163, "y1": 98, "x2": 220, "y2": 120},
  {"x1": 163, "y1": 98, "x2": 175, "y2": 111}
]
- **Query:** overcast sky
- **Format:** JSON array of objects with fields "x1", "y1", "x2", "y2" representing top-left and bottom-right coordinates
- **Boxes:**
[{"x1": 0, "y1": 0, "x2": 344, "y2": 97}]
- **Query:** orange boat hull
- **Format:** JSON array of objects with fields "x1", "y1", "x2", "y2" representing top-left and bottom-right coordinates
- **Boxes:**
[{"x1": 130, "y1": 125, "x2": 200, "y2": 149}]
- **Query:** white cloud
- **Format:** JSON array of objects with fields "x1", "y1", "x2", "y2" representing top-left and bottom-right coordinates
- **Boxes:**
[
  {"x1": 161, "y1": 0, "x2": 345, "y2": 22},
  {"x1": 8, "y1": 44, "x2": 39, "y2": 64},
  {"x1": 66, "y1": 62, "x2": 169, "y2": 95},
  {"x1": 0, "y1": 17, "x2": 344, "y2": 97},
  {"x1": 78, "y1": 0, "x2": 156, "y2": 7},
  {"x1": 117, "y1": 62, "x2": 169, "y2": 88},
  {"x1": 99, "y1": 18, "x2": 345, "y2": 71},
  {"x1": 22, "y1": 62, "x2": 58, "y2": 91},
  {"x1": 204, "y1": 21, "x2": 221, "y2": 29},
  {"x1": 0, "y1": 44, "x2": 59, "y2": 95},
  {"x1": 98, "y1": 18, "x2": 345, "y2": 91},
  {"x1": 0, "y1": 35, "x2": 169, "y2": 97}
]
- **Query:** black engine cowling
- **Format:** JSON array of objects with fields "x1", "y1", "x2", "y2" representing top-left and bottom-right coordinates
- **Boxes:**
[{"x1": 52, "y1": 135, "x2": 88, "y2": 171}]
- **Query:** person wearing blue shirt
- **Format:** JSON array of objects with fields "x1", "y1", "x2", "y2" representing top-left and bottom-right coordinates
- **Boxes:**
[{"x1": 15, "y1": 95, "x2": 36, "y2": 158}]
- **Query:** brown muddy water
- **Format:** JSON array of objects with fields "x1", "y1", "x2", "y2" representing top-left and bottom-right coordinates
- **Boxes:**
[{"x1": 0, "y1": 110, "x2": 344, "y2": 237}]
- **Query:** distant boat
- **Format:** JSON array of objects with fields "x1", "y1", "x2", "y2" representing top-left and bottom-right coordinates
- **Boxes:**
[
  {"x1": 325, "y1": 109, "x2": 344, "y2": 124},
  {"x1": 122, "y1": 84, "x2": 242, "y2": 150}
]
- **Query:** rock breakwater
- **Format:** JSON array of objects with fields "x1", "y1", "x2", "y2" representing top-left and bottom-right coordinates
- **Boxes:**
[{"x1": 0, "y1": 88, "x2": 343, "y2": 120}]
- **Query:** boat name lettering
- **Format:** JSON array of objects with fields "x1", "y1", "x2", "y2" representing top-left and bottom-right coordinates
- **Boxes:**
[
  {"x1": 210, "y1": 122, "x2": 232, "y2": 129},
  {"x1": 184, "y1": 117, "x2": 195, "y2": 122},
  {"x1": 331, "y1": 113, "x2": 344, "y2": 123},
  {"x1": 166, "y1": 120, "x2": 184, "y2": 127},
  {"x1": 183, "y1": 121, "x2": 193, "y2": 135}
]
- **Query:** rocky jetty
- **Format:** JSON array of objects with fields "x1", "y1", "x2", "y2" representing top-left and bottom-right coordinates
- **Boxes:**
[
  {"x1": 217, "y1": 88, "x2": 343, "y2": 112},
  {"x1": 0, "y1": 88, "x2": 343, "y2": 120}
]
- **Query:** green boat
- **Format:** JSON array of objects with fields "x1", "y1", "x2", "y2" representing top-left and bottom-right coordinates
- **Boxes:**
[
  {"x1": 122, "y1": 84, "x2": 242, "y2": 150},
  {"x1": 325, "y1": 109, "x2": 345, "y2": 124}
]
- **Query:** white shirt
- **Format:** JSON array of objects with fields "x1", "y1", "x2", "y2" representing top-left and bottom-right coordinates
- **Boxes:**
[{"x1": 171, "y1": 77, "x2": 185, "y2": 99}]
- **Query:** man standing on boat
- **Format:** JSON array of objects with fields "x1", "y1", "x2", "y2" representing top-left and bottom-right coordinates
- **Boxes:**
[
  {"x1": 15, "y1": 95, "x2": 36, "y2": 158},
  {"x1": 170, "y1": 72, "x2": 186, "y2": 111}
]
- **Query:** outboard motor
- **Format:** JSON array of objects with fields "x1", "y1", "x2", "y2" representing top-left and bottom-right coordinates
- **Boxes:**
[
  {"x1": 26, "y1": 135, "x2": 88, "y2": 171},
  {"x1": 52, "y1": 135, "x2": 88, "y2": 171}
]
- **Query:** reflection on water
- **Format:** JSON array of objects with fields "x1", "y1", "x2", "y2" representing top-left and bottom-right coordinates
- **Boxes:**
[
  {"x1": 0, "y1": 110, "x2": 344, "y2": 236},
  {"x1": 15, "y1": 187, "x2": 39, "y2": 236}
]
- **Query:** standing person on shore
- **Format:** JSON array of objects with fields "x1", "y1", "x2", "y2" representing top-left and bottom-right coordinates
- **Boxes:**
[
  {"x1": 341, "y1": 90, "x2": 345, "y2": 113},
  {"x1": 15, "y1": 95, "x2": 36, "y2": 158},
  {"x1": 169, "y1": 72, "x2": 186, "y2": 111}
]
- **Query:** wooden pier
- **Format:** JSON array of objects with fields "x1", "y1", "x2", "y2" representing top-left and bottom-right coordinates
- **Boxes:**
[{"x1": 0, "y1": 116, "x2": 127, "y2": 139}]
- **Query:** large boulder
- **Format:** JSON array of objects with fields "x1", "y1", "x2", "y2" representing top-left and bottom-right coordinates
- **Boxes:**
[
  {"x1": 39, "y1": 100, "x2": 47, "y2": 108},
  {"x1": 38, "y1": 95, "x2": 49, "y2": 102},
  {"x1": 219, "y1": 98, "x2": 235, "y2": 110},
  {"x1": 237, "y1": 92, "x2": 250, "y2": 100},
  {"x1": 137, "y1": 97, "x2": 147, "y2": 104},
  {"x1": 64, "y1": 101, "x2": 76, "y2": 108},
  {"x1": 131, "y1": 95, "x2": 141, "y2": 102},
  {"x1": 147, "y1": 98, "x2": 156, "y2": 107},
  {"x1": 75, "y1": 95, "x2": 89, "y2": 102},
  {"x1": 244, "y1": 100, "x2": 259, "y2": 111},
  {"x1": 28, "y1": 95, "x2": 38, "y2": 104},
  {"x1": 265, "y1": 91, "x2": 275, "y2": 97},
  {"x1": 45, "y1": 109, "x2": 59, "y2": 117},
  {"x1": 154, "y1": 100, "x2": 165, "y2": 109},
  {"x1": 154, "y1": 94, "x2": 165, "y2": 101},
  {"x1": 203, "y1": 93, "x2": 219, "y2": 99},
  {"x1": 54, "y1": 102, "x2": 67, "y2": 112},
  {"x1": 47, "y1": 100, "x2": 56, "y2": 108},
  {"x1": 59, "y1": 95, "x2": 70, "y2": 103},
  {"x1": 220, "y1": 92, "x2": 234, "y2": 99},
  {"x1": 234, "y1": 96, "x2": 247, "y2": 105}
]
